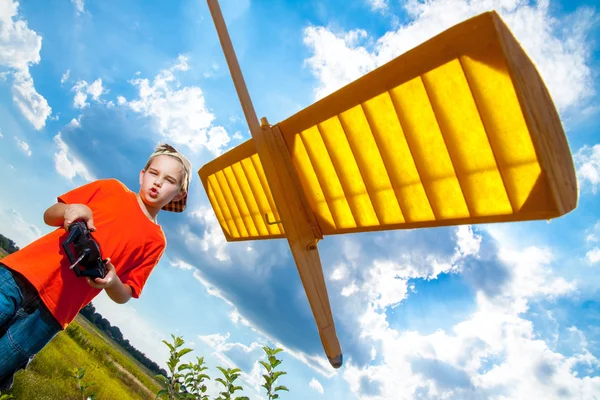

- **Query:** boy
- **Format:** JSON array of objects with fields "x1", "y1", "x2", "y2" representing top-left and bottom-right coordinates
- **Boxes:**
[{"x1": 0, "y1": 143, "x2": 191, "y2": 389}]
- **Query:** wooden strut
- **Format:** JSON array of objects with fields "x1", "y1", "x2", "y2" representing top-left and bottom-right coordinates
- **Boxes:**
[{"x1": 205, "y1": 0, "x2": 343, "y2": 368}]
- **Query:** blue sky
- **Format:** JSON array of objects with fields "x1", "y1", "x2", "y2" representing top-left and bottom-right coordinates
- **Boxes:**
[{"x1": 1, "y1": 0, "x2": 600, "y2": 398}]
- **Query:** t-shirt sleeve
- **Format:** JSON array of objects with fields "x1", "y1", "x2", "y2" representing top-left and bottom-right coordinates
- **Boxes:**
[
  {"x1": 120, "y1": 238, "x2": 166, "y2": 299},
  {"x1": 57, "y1": 179, "x2": 106, "y2": 205}
]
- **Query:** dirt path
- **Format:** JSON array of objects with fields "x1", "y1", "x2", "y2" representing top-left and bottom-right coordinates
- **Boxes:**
[{"x1": 108, "y1": 355, "x2": 157, "y2": 399}]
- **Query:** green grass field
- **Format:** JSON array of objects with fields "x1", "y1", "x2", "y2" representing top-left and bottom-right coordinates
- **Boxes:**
[{"x1": 1, "y1": 315, "x2": 163, "y2": 399}]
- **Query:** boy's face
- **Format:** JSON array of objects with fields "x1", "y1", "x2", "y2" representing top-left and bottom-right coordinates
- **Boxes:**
[{"x1": 139, "y1": 155, "x2": 186, "y2": 209}]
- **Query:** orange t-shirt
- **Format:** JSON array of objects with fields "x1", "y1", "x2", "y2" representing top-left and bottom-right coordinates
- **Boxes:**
[{"x1": 1, "y1": 178, "x2": 166, "y2": 329}]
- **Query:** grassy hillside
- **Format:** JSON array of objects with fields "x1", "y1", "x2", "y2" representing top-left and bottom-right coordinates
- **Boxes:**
[{"x1": 1, "y1": 315, "x2": 162, "y2": 399}]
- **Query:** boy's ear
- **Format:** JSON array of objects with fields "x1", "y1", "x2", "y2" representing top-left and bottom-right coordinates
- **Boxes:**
[
  {"x1": 173, "y1": 189, "x2": 187, "y2": 202},
  {"x1": 139, "y1": 170, "x2": 144, "y2": 186}
]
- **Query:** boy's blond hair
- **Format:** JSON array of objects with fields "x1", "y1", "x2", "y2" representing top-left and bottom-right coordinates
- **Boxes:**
[{"x1": 144, "y1": 143, "x2": 192, "y2": 213}]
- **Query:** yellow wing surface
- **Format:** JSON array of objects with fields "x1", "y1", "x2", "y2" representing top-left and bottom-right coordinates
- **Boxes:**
[
  {"x1": 199, "y1": 11, "x2": 578, "y2": 241},
  {"x1": 198, "y1": 139, "x2": 285, "y2": 241}
]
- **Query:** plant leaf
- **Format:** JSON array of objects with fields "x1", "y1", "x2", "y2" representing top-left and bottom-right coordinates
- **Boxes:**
[
  {"x1": 273, "y1": 371, "x2": 287, "y2": 381},
  {"x1": 215, "y1": 378, "x2": 227, "y2": 387},
  {"x1": 177, "y1": 348, "x2": 194, "y2": 358},
  {"x1": 259, "y1": 361, "x2": 272, "y2": 373}
]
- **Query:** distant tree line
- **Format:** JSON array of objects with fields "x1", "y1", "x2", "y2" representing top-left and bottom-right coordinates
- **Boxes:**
[
  {"x1": 79, "y1": 303, "x2": 167, "y2": 377},
  {"x1": 0, "y1": 233, "x2": 20, "y2": 255}
]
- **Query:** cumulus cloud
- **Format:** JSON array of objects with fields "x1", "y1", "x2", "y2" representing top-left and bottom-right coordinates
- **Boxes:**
[
  {"x1": 303, "y1": 0, "x2": 596, "y2": 114},
  {"x1": 121, "y1": 55, "x2": 231, "y2": 155},
  {"x1": 309, "y1": 377, "x2": 325, "y2": 394},
  {"x1": 332, "y1": 226, "x2": 481, "y2": 312},
  {"x1": 53, "y1": 133, "x2": 94, "y2": 181},
  {"x1": 179, "y1": 207, "x2": 229, "y2": 261},
  {"x1": 575, "y1": 144, "x2": 600, "y2": 194},
  {"x1": 586, "y1": 248, "x2": 600, "y2": 264},
  {"x1": 0, "y1": 0, "x2": 52, "y2": 129},
  {"x1": 14, "y1": 136, "x2": 31, "y2": 156},
  {"x1": 71, "y1": 78, "x2": 108, "y2": 109},
  {"x1": 197, "y1": 332, "x2": 267, "y2": 399},
  {"x1": 340, "y1": 233, "x2": 590, "y2": 399}
]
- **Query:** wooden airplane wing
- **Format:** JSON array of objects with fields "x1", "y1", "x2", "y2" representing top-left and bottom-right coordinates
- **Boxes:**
[
  {"x1": 276, "y1": 10, "x2": 577, "y2": 236},
  {"x1": 200, "y1": 11, "x2": 577, "y2": 241},
  {"x1": 198, "y1": 139, "x2": 285, "y2": 241}
]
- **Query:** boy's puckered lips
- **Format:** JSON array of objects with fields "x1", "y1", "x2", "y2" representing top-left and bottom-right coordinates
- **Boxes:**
[{"x1": 149, "y1": 188, "x2": 159, "y2": 198}]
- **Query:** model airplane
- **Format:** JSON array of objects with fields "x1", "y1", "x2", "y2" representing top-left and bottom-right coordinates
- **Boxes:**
[{"x1": 198, "y1": 2, "x2": 578, "y2": 368}]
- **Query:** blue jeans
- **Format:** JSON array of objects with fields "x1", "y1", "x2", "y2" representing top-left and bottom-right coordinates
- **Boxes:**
[{"x1": 0, "y1": 264, "x2": 62, "y2": 390}]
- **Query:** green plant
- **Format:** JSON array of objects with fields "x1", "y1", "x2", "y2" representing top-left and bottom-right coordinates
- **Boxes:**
[
  {"x1": 71, "y1": 367, "x2": 97, "y2": 400},
  {"x1": 215, "y1": 367, "x2": 248, "y2": 400},
  {"x1": 155, "y1": 335, "x2": 194, "y2": 400},
  {"x1": 260, "y1": 346, "x2": 288, "y2": 400},
  {"x1": 0, "y1": 393, "x2": 15, "y2": 399},
  {"x1": 181, "y1": 357, "x2": 211, "y2": 400}
]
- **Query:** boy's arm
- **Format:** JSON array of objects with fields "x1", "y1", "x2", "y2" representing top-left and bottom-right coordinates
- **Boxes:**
[
  {"x1": 103, "y1": 278, "x2": 133, "y2": 304},
  {"x1": 86, "y1": 259, "x2": 133, "y2": 304},
  {"x1": 44, "y1": 203, "x2": 96, "y2": 231},
  {"x1": 43, "y1": 203, "x2": 69, "y2": 227}
]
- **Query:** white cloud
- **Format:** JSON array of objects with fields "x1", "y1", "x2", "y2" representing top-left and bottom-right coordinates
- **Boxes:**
[
  {"x1": 12, "y1": 70, "x2": 52, "y2": 130},
  {"x1": 330, "y1": 264, "x2": 349, "y2": 281},
  {"x1": 14, "y1": 136, "x2": 31, "y2": 156},
  {"x1": 67, "y1": 116, "x2": 81, "y2": 128},
  {"x1": 341, "y1": 234, "x2": 592, "y2": 399},
  {"x1": 0, "y1": 128, "x2": 3, "y2": 138},
  {"x1": 71, "y1": 0, "x2": 84, "y2": 15},
  {"x1": 181, "y1": 207, "x2": 229, "y2": 261},
  {"x1": 0, "y1": 0, "x2": 52, "y2": 129},
  {"x1": 455, "y1": 225, "x2": 482, "y2": 258},
  {"x1": 61, "y1": 68, "x2": 70, "y2": 85},
  {"x1": 333, "y1": 226, "x2": 478, "y2": 312},
  {"x1": 117, "y1": 95, "x2": 126, "y2": 105},
  {"x1": 303, "y1": 0, "x2": 596, "y2": 114},
  {"x1": 199, "y1": 332, "x2": 230, "y2": 349},
  {"x1": 71, "y1": 78, "x2": 108, "y2": 109},
  {"x1": 586, "y1": 248, "x2": 600, "y2": 264},
  {"x1": 123, "y1": 55, "x2": 231, "y2": 155},
  {"x1": 232, "y1": 131, "x2": 243, "y2": 140},
  {"x1": 198, "y1": 332, "x2": 266, "y2": 399},
  {"x1": 368, "y1": 0, "x2": 388, "y2": 12},
  {"x1": 53, "y1": 133, "x2": 94, "y2": 181},
  {"x1": 575, "y1": 144, "x2": 600, "y2": 194},
  {"x1": 309, "y1": 377, "x2": 324, "y2": 394},
  {"x1": 341, "y1": 281, "x2": 359, "y2": 297},
  {"x1": 0, "y1": 206, "x2": 41, "y2": 248}
]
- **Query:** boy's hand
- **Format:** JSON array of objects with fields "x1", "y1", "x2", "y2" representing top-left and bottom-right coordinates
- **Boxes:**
[
  {"x1": 63, "y1": 204, "x2": 96, "y2": 231},
  {"x1": 86, "y1": 258, "x2": 117, "y2": 289}
]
